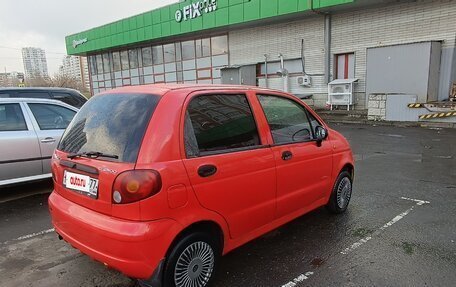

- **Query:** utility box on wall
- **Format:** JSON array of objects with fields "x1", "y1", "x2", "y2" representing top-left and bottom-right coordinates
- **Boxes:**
[
  {"x1": 221, "y1": 65, "x2": 256, "y2": 86},
  {"x1": 366, "y1": 41, "x2": 442, "y2": 104}
]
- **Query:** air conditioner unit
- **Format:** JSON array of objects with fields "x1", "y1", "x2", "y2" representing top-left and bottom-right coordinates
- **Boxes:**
[
  {"x1": 296, "y1": 75, "x2": 311, "y2": 87},
  {"x1": 327, "y1": 78, "x2": 358, "y2": 111},
  {"x1": 330, "y1": 84, "x2": 350, "y2": 94}
]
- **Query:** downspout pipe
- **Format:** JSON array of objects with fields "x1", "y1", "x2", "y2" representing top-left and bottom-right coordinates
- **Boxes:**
[
  {"x1": 308, "y1": 0, "x2": 331, "y2": 84},
  {"x1": 324, "y1": 14, "x2": 331, "y2": 84},
  {"x1": 264, "y1": 54, "x2": 268, "y2": 88}
]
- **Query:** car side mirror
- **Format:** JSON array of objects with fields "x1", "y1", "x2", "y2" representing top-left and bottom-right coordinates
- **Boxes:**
[{"x1": 315, "y1": 126, "x2": 328, "y2": 146}]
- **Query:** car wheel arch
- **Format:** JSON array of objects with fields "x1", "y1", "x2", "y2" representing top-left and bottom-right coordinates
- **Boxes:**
[{"x1": 167, "y1": 220, "x2": 225, "y2": 258}]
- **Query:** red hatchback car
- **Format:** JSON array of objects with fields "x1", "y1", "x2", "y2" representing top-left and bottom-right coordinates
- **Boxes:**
[{"x1": 49, "y1": 84, "x2": 354, "y2": 287}]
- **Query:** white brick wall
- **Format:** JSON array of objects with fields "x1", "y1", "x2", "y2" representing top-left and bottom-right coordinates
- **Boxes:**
[
  {"x1": 228, "y1": 0, "x2": 456, "y2": 109},
  {"x1": 331, "y1": 0, "x2": 456, "y2": 108}
]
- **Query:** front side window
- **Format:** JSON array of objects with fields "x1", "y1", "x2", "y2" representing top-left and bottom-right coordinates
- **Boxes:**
[
  {"x1": 52, "y1": 92, "x2": 81, "y2": 107},
  {"x1": 28, "y1": 103, "x2": 76, "y2": 130},
  {"x1": 185, "y1": 94, "x2": 260, "y2": 157},
  {"x1": 307, "y1": 111, "x2": 323, "y2": 135},
  {"x1": 258, "y1": 95, "x2": 313, "y2": 144},
  {"x1": 17, "y1": 91, "x2": 50, "y2": 99},
  {"x1": 0, "y1": 103, "x2": 27, "y2": 131}
]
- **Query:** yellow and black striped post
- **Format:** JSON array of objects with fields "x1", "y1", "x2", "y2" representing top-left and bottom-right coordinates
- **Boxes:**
[
  {"x1": 419, "y1": 111, "x2": 456, "y2": 120},
  {"x1": 408, "y1": 103, "x2": 424, "y2": 108}
]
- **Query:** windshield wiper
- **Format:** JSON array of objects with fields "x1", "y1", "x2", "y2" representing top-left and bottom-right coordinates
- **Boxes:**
[{"x1": 67, "y1": 151, "x2": 119, "y2": 160}]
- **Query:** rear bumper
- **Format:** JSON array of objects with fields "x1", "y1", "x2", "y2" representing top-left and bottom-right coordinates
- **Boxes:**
[{"x1": 48, "y1": 191, "x2": 180, "y2": 279}]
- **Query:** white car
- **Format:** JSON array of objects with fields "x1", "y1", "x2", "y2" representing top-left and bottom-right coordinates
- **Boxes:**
[{"x1": 0, "y1": 98, "x2": 78, "y2": 186}]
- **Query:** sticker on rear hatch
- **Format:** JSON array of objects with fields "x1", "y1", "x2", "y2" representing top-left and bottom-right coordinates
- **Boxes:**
[{"x1": 63, "y1": 170, "x2": 99, "y2": 199}]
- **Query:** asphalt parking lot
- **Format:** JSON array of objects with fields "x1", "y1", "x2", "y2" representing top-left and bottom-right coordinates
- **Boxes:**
[{"x1": 0, "y1": 123, "x2": 455, "y2": 287}]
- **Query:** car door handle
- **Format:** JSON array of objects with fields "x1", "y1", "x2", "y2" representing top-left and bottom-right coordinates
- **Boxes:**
[
  {"x1": 282, "y1": 151, "x2": 293, "y2": 161},
  {"x1": 41, "y1": 137, "x2": 56, "y2": 144},
  {"x1": 198, "y1": 165, "x2": 217, "y2": 178}
]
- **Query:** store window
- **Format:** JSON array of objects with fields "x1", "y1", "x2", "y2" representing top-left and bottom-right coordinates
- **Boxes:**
[
  {"x1": 196, "y1": 38, "x2": 211, "y2": 58},
  {"x1": 121, "y1": 51, "x2": 129, "y2": 70},
  {"x1": 142, "y1": 47, "x2": 153, "y2": 67},
  {"x1": 89, "y1": 56, "x2": 97, "y2": 75},
  {"x1": 102, "y1": 53, "x2": 111, "y2": 73},
  {"x1": 175, "y1": 42, "x2": 182, "y2": 61},
  {"x1": 182, "y1": 40, "x2": 195, "y2": 60},
  {"x1": 152, "y1": 45, "x2": 163, "y2": 65},
  {"x1": 96, "y1": 55, "x2": 104, "y2": 74},
  {"x1": 211, "y1": 35, "x2": 228, "y2": 55},
  {"x1": 335, "y1": 53, "x2": 355, "y2": 79},
  {"x1": 163, "y1": 44, "x2": 175, "y2": 63},
  {"x1": 129, "y1": 49, "x2": 139, "y2": 69},
  {"x1": 112, "y1": 52, "x2": 121, "y2": 72},
  {"x1": 88, "y1": 34, "x2": 228, "y2": 94}
]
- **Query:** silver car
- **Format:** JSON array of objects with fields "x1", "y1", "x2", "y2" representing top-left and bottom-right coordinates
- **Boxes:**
[{"x1": 0, "y1": 98, "x2": 78, "y2": 186}]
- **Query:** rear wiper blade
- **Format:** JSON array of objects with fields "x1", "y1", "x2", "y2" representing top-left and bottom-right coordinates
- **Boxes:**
[{"x1": 67, "y1": 151, "x2": 119, "y2": 160}]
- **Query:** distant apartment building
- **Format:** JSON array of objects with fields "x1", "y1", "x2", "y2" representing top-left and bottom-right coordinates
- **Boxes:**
[
  {"x1": 22, "y1": 47, "x2": 49, "y2": 79},
  {"x1": 60, "y1": 55, "x2": 90, "y2": 91},
  {"x1": 0, "y1": 72, "x2": 25, "y2": 87}
]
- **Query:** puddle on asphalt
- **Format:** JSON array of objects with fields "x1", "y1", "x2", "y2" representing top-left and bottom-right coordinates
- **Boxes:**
[
  {"x1": 402, "y1": 242, "x2": 416, "y2": 255},
  {"x1": 310, "y1": 257, "x2": 325, "y2": 267},
  {"x1": 352, "y1": 227, "x2": 373, "y2": 238}
]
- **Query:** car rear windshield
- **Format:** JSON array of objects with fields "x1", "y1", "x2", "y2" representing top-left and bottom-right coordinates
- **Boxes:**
[{"x1": 58, "y1": 93, "x2": 159, "y2": 163}]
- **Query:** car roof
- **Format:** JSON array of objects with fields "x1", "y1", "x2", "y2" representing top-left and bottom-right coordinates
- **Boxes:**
[
  {"x1": 98, "y1": 84, "x2": 286, "y2": 97},
  {"x1": 0, "y1": 87, "x2": 81, "y2": 93},
  {"x1": 0, "y1": 97, "x2": 79, "y2": 110}
]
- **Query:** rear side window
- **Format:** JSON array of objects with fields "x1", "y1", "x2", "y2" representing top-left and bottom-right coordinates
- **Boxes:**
[
  {"x1": 58, "y1": 94, "x2": 159, "y2": 163},
  {"x1": 258, "y1": 95, "x2": 313, "y2": 144},
  {"x1": 17, "y1": 91, "x2": 51, "y2": 99},
  {"x1": 28, "y1": 103, "x2": 76, "y2": 130},
  {"x1": 0, "y1": 93, "x2": 11, "y2": 98},
  {"x1": 185, "y1": 94, "x2": 260, "y2": 157},
  {"x1": 0, "y1": 104, "x2": 27, "y2": 131},
  {"x1": 52, "y1": 92, "x2": 85, "y2": 108}
]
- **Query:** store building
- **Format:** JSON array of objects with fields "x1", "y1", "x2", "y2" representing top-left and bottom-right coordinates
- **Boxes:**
[{"x1": 66, "y1": 0, "x2": 456, "y2": 110}]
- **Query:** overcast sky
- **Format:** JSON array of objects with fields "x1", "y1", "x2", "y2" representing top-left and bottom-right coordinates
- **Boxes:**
[{"x1": 0, "y1": 0, "x2": 177, "y2": 75}]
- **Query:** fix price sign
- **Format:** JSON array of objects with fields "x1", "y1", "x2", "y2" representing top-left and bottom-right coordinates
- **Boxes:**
[{"x1": 175, "y1": 0, "x2": 217, "y2": 22}]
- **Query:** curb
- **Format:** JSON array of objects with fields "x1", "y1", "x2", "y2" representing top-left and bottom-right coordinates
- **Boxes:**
[{"x1": 323, "y1": 119, "x2": 455, "y2": 129}]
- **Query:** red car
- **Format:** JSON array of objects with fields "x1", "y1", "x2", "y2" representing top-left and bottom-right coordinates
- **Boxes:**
[{"x1": 48, "y1": 85, "x2": 354, "y2": 287}]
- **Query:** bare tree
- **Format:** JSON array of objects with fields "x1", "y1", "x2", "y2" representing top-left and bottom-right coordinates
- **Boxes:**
[{"x1": 25, "y1": 73, "x2": 87, "y2": 93}]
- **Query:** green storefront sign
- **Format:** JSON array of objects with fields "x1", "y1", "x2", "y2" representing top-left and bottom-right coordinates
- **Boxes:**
[
  {"x1": 66, "y1": 0, "x2": 353, "y2": 56},
  {"x1": 175, "y1": 0, "x2": 218, "y2": 22}
]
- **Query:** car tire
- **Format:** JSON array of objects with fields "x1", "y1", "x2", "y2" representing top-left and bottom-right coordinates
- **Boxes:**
[
  {"x1": 163, "y1": 232, "x2": 220, "y2": 287},
  {"x1": 326, "y1": 170, "x2": 353, "y2": 214}
]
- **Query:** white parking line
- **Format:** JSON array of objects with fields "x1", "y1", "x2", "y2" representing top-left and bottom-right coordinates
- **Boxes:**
[
  {"x1": 400, "y1": 197, "x2": 430, "y2": 205},
  {"x1": 279, "y1": 197, "x2": 430, "y2": 286},
  {"x1": 2, "y1": 228, "x2": 55, "y2": 245},
  {"x1": 281, "y1": 272, "x2": 314, "y2": 287},
  {"x1": 15, "y1": 228, "x2": 55, "y2": 241},
  {"x1": 341, "y1": 197, "x2": 429, "y2": 254}
]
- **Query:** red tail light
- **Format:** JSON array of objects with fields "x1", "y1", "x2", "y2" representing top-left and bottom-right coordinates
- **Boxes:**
[{"x1": 112, "y1": 170, "x2": 162, "y2": 204}]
